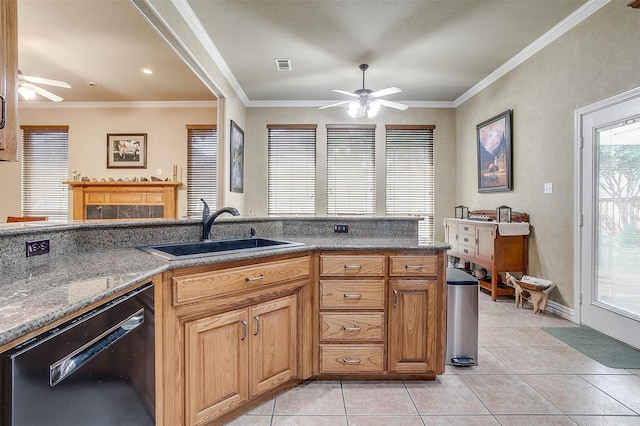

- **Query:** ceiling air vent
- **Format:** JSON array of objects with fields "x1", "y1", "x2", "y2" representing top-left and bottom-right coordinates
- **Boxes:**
[{"x1": 274, "y1": 58, "x2": 292, "y2": 71}]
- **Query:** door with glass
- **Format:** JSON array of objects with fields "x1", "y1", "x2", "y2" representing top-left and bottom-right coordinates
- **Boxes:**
[{"x1": 578, "y1": 88, "x2": 640, "y2": 349}]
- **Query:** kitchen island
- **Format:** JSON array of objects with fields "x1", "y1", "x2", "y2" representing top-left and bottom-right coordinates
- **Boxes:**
[{"x1": 0, "y1": 217, "x2": 449, "y2": 425}]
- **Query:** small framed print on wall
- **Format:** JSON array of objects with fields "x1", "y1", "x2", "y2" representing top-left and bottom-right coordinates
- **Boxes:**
[
  {"x1": 230, "y1": 120, "x2": 244, "y2": 193},
  {"x1": 477, "y1": 110, "x2": 512, "y2": 192},
  {"x1": 107, "y1": 133, "x2": 147, "y2": 169}
]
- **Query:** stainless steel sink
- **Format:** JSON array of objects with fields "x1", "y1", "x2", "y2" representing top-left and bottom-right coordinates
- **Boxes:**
[{"x1": 138, "y1": 237, "x2": 305, "y2": 260}]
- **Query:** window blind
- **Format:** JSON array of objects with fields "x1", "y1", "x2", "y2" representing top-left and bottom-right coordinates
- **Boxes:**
[
  {"x1": 187, "y1": 125, "x2": 217, "y2": 218},
  {"x1": 21, "y1": 126, "x2": 69, "y2": 222},
  {"x1": 385, "y1": 125, "x2": 435, "y2": 244},
  {"x1": 267, "y1": 125, "x2": 316, "y2": 215},
  {"x1": 327, "y1": 125, "x2": 376, "y2": 215}
]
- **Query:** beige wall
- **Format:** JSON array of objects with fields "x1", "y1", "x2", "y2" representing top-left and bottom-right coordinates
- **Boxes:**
[
  {"x1": 455, "y1": 0, "x2": 640, "y2": 308},
  {"x1": 0, "y1": 105, "x2": 216, "y2": 219},
  {"x1": 244, "y1": 106, "x2": 457, "y2": 242}
]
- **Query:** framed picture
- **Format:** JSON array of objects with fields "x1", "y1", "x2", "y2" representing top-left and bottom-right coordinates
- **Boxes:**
[
  {"x1": 477, "y1": 110, "x2": 512, "y2": 192},
  {"x1": 107, "y1": 133, "x2": 147, "y2": 169},
  {"x1": 230, "y1": 120, "x2": 244, "y2": 193}
]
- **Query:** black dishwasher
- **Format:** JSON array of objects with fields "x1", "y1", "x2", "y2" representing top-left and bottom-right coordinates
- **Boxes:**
[{"x1": 0, "y1": 282, "x2": 155, "y2": 426}]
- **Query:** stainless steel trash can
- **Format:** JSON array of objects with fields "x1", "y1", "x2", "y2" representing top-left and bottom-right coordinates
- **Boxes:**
[{"x1": 445, "y1": 268, "x2": 478, "y2": 366}]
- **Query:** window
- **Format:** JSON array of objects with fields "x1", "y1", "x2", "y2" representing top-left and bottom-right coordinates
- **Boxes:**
[
  {"x1": 187, "y1": 125, "x2": 217, "y2": 218},
  {"x1": 327, "y1": 125, "x2": 376, "y2": 215},
  {"x1": 21, "y1": 126, "x2": 69, "y2": 221},
  {"x1": 386, "y1": 125, "x2": 435, "y2": 244},
  {"x1": 267, "y1": 125, "x2": 317, "y2": 215}
]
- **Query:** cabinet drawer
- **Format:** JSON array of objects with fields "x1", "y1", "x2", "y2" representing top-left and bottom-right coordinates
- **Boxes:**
[
  {"x1": 458, "y1": 234, "x2": 475, "y2": 246},
  {"x1": 320, "y1": 280, "x2": 384, "y2": 310},
  {"x1": 389, "y1": 255, "x2": 437, "y2": 276},
  {"x1": 172, "y1": 256, "x2": 310, "y2": 305},
  {"x1": 320, "y1": 344, "x2": 384, "y2": 373},
  {"x1": 457, "y1": 244, "x2": 475, "y2": 257},
  {"x1": 320, "y1": 313, "x2": 384, "y2": 341},
  {"x1": 458, "y1": 223, "x2": 476, "y2": 237},
  {"x1": 320, "y1": 255, "x2": 385, "y2": 277}
]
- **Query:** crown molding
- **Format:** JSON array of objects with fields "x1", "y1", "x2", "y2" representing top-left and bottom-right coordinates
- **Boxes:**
[
  {"x1": 454, "y1": 0, "x2": 611, "y2": 107},
  {"x1": 247, "y1": 100, "x2": 456, "y2": 109},
  {"x1": 18, "y1": 100, "x2": 218, "y2": 109}
]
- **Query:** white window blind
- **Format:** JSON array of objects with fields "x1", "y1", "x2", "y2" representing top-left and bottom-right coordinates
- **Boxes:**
[
  {"x1": 187, "y1": 125, "x2": 217, "y2": 218},
  {"x1": 327, "y1": 125, "x2": 376, "y2": 215},
  {"x1": 385, "y1": 125, "x2": 435, "y2": 244},
  {"x1": 21, "y1": 126, "x2": 69, "y2": 222},
  {"x1": 267, "y1": 125, "x2": 317, "y2": 215}
]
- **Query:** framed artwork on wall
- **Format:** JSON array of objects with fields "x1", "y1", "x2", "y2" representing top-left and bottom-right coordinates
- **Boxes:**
[
  {"x1": 107, "y1": 133, "x2": 147, "y2": 169},
  {"x1": 230, "y1": 120, "x2": 244, "y2": 193},
  {"x1": 477, "y1": 110, "x2": 512, "y2": 192}
]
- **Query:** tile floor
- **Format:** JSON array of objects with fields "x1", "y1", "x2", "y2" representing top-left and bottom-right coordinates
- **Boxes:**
[{"x1": 229, "y1": 292, "x2": 640, "y2": 425}]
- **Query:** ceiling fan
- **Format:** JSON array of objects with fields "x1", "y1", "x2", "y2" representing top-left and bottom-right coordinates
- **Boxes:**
[
  {"x1": 320, "y1": 64, "x2": 408, "y2": 118},
  {"x1": 18, "y1": 71, "x2": 71, "y2": 102}
]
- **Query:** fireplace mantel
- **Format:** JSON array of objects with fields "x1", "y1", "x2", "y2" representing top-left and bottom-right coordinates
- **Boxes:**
[{"x1": 64, "y1": 181, "x2": 182, "y2": 220}]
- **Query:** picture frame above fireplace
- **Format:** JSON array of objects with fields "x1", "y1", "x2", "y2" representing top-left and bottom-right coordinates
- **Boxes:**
[{"x1": 107, "y1": 133, "x2": 147, "y2": 169}]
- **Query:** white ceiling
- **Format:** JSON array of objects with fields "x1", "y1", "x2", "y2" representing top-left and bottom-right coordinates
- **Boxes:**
[{"x1": 17, "y1": 0, "x2": 595, "y2": 106}]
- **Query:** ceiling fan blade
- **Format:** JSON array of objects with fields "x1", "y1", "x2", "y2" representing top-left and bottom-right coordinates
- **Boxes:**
[
  {"x1": 19, "y1": 74, "x2": 71, "y2": 89},
  {"x1": 20, "y1": 82, "x2": 64, "y2": 102},
  {"x1": 370, "y1": 87, "x2": 401, "y2": 98},
  {"x1": 332, "y1": 89, "x2": 359, "y2": 98},
  {"x1": 378, "y1": 98, "x2": 408, "y2": 111},
  {"x1": 319, "y1": 100, "x2": 351, "y2": 110}
]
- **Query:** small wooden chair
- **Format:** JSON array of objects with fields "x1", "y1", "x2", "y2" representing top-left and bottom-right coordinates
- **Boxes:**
[{"x1": 6, "y1": 216, "x2": 48, "y2": 223}]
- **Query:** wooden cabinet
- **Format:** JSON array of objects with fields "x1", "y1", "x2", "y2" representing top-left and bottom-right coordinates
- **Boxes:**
[
  {"x1": 317, "y1": 252, "x2": 445, "y2": 378},
  {"x1": 184, "y1": 295, "x2": 297, "y2": 426},
  {"x1": 444, "y1": 217, "x2": 529, "y2": 301},
  {"x1": 158, "y1": 254, "x2": 311, "y2": 426},
  {"x1": 0, "y1": 0, "x2": 19, "y2": 161}
]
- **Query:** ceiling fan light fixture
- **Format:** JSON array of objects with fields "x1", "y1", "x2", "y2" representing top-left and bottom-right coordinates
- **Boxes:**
[
  {"x1": 18, "y1": 86, "x2": 36, "y2": 100},
  {"x1": 348, "y1": 101, "x2": 360, "y2": 118},
  {"x1": 367, "y1": 100, "x2": 380, "y2": 118}
]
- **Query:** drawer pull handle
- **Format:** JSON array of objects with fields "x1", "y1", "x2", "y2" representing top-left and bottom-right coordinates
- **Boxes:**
[
  {"x1": 344, "y1": 264, "x2": 362, "y2": 270},
  {"x1": 246, "y1": 274, "x2": 265, "y2": 282},
  {"x1": 343, "y1": 326, "x2": 361, "y2": 332},
  {"x1": 463, "y1": 248, "x2": 469, "y2": 254},
  {"x1": 393, "y1": 289, "x2": 398, "y2": 307},
  {"x1": 343, "y1": 294, "x2": 362, "y2": 300},
  {"x1": 342, "y1": 357, "x2": 361, "y2": 365},
  {"x1": 240, "y1": 320, "x2": 247, "y2": 341},
  {"x1": 405, "y1": 264, "x2": 424, "y2": 270},
  {"x1": 463, "y1": 226, "x2": 469, "y2": 231}
]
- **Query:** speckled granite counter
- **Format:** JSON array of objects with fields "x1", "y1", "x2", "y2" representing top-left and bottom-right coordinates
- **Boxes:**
[{"x1": 0, "y1": 218, "x2": 448, "y2": 348}]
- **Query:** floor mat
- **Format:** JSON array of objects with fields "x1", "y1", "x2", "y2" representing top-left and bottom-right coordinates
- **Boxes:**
[{"x1": 542, "y1": 326, "x2": 640, "y2": 369}]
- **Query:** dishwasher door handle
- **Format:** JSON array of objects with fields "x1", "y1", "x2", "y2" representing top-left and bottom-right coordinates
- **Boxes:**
[{"x1": 49, "y1": 308, "x2": 145, "y2": 387}]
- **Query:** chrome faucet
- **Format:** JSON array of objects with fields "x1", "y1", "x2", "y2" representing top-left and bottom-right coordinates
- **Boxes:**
[{"x1": 201, "y1": 200, "x2": 240, "y2": 241}]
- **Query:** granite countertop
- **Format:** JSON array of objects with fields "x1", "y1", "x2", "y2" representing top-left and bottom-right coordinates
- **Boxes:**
[{"x1": 0, "y1": 237, "x2": 448, "y2": 348}]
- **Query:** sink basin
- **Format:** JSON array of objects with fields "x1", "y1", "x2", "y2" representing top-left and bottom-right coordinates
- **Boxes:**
[{"x1": 138, "y1": 237, "x2": 305, "y2": 260}]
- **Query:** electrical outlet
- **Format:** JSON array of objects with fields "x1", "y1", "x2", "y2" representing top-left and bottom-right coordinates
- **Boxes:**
[
  {"x1": 26, "y1": 239, "x2": 50, "y2": 257},
  {"x1": 544, "y1": 182, "x2": 553, "y2": 194},
  {"x1": 334, "y1": 224, "x2": 349, "y2": 233}
]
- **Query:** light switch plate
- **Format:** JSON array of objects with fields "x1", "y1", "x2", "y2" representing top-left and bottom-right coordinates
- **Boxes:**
[{"x1": 544, "y1": 183, "x2": 553, "y2": 194}]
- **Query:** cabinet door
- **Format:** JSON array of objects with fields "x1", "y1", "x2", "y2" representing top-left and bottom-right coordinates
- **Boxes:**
[
  {"x1": 475, "y1": 225, "x2": 495, "y2": 262},
  {"x1": 388, "y1": 280, "x2": 436, "y2": 373},
  {"x1": 185, "y1": 309, "x2": 249, "y2": 426},
  {"x1": 444, "y1": 221, "x2": 458, "y2": 253},
  {"x1": 0, "y1": 0, "x2": 18, "y2": 160},
  {"x1": 249, "y1": 294, "x2": 297, "y2": 397}
]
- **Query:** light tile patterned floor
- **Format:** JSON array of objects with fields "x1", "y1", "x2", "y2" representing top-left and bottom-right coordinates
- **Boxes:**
[{"x1": 229, "y1": 292, "x2": 640, "y2": 425}]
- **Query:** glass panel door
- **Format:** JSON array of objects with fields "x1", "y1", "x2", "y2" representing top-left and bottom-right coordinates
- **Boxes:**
[{"x1": 579, "y1": 89, "x2": 640, "y2": 350}]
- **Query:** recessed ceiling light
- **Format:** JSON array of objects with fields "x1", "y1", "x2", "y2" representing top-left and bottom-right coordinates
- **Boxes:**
[{"x1": 140, "y1": 68, "x2": 154, "y2": 75}]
